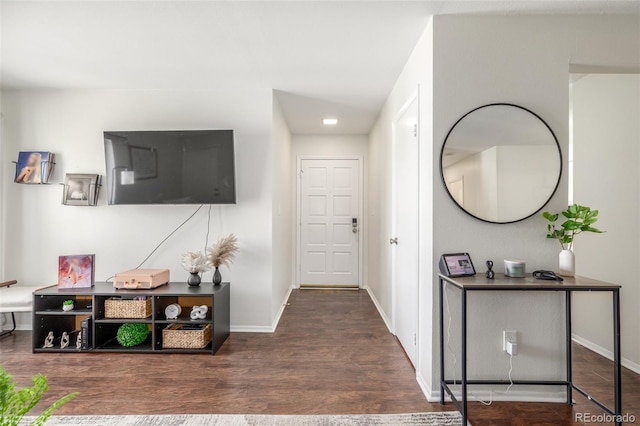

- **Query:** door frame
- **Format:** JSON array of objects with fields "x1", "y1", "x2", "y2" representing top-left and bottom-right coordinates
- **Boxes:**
[
  {"x1": 296, "y1": 155, "x2": 364, "y2": 289},
  {"x1": 391, "y1": 90, "x2": 420, "y2": 354}
]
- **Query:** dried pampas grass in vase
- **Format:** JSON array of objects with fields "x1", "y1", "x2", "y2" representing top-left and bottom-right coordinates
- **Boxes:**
[
  {"x1": 207, "y1": 234, "x2": 238, "y2": 285},
  {"x1": 181, "y1": 251, "x2": 210, "y2": 287}
]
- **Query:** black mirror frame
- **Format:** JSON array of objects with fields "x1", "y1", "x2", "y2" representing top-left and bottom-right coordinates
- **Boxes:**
[{"x1": 439, "y1": 103, "x2": 563, "y2": 224}]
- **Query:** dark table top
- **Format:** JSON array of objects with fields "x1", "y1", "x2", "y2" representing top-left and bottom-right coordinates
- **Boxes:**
[
  {"x1": 33, "y1": 282, "x2": 229, "y2": 296},
  {"x1": 439, "y1": 274, "x2": 619, "y2": 290}
]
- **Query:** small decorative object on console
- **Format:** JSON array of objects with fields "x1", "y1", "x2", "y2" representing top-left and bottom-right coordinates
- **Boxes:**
[
  {"x1": 181, "y1": 251, "x2": 210, "y2": 287},
  {"x1": 439, "y1": 253, "x2": 476, "y2": 277},
  {"x1": 543, "y1": 204, "x2": 605, "y2": 277},
  {"x1": 190, "y1": 305, "x2": 208, "y2": 320},
  {"x1": 504, "y1": 260, "x2": 526, "y2": 278},
  {"x1": 60, "y1": 331, "x2": 70, "y2": 349},
  {"x1": 116, "y1": 323, "x2": 150, "y2": 348},
  {"x1": 165, "y1": 303, "x2": 182, "y2": 320},
  {"x1": 42, "y1": 331, "x2": 54, "y2": 348},
  {"x1": 113, "y1": 268, "x2": 170, "y2": 289},
  {"x1": 485, "y1": 260, "x2": 494, "y2": 279},
  {"x1": 76, "y1": 331, "x2": 82, "y2": 349},
  {"x1": 207, "y1": 234, "x2": 238, "y2": 285},
  {"x1": 62, "y1": 300, "x2": 74, "y2": 311},
  {"x1": 58, "y1": 255, "x2": 95, "y2": 289}
]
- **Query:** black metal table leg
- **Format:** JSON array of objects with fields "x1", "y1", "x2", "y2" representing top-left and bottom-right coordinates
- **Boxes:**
[
  {"x1": 439, "y1": 278, "x2": 445, "y2": 404},
  {"x1": 0, "y1": 312, "x2": 16, "y2": 338},
  {"x1": 566, "y1": 291, "x2": 573, "y2": 405},
  {"x1": 613, "y1": 289, "x2": 622, "y2": 426},
  {"x1": 461, "y1": 289, "x2": 468, "y2": 425}
]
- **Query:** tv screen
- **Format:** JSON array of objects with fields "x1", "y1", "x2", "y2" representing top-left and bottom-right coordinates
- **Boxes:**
[{"x1": 104, "y1": 130, "x2": 236, "y2": 205}]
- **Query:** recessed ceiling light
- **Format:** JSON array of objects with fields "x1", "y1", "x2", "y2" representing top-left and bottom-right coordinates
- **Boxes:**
[{"x1": 323, "y1": 118, "x2": 338, "y2": 126}]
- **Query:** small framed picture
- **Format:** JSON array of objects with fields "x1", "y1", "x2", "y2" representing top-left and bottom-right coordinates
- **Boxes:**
[
  {"x1": 58, "y1": 255, "x2": 95, "y2": 288},
  {"x1": 63, "y1": 174, "x2": 100, "y2": 206}
]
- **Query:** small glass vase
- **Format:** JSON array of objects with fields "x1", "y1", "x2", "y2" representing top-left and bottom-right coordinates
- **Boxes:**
[
  {"x1": 187, "y1": 272, "x2": 202, "y2": 287},
  {"x1": 213, "y1": 267, "x2": 222, "y2": 285},
  {"x1": 559, "y1": 249, "x2": 575, "y2": 277}
]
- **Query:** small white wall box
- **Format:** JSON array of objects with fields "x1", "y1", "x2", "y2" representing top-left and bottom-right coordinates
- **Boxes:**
[
  {"x1": 114, "y1": 269, "x2": 170, "y2": 289},
  {"x1": 504, "y1": 260, "x2": 526, "y2": 278}
]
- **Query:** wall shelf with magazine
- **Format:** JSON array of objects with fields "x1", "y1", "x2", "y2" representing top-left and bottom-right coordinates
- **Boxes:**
[
  {"x1": 61, "y1": 174, "x2": 102, "y2": 206},
  {"x1": 13, "y1": 151, "x2": 56, "y2": 184}
]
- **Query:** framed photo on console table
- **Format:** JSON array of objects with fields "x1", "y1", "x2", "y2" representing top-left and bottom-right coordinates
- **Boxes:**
[{"x1": 58, "y1": 254, "x2": 95, "y2": 288}]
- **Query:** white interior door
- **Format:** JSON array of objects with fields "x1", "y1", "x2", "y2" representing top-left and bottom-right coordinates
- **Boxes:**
[
  {"x1": 299, "y1": 159, "x2": 360, "y2": 288},
  {"x1": 392, "y1": 97, "x2": 420, "y2": 366}
]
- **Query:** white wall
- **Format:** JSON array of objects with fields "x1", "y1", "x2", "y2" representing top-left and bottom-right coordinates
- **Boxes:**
[
  {"x1": 1, "y1": 88, "x2": 278, "y2": 330},
  {"x1": 271, "y1": 97, "x2": 293, "y2": 325},
  {"x1": 430, "y1": 14, "x2": 639, "y2": 401},
  {"x1": 572, "y1": 74, "x2": 640, "y2": 372},
  {"x1": 369, "y1": 14, "x2": 639, "y2": 403},
  {"x1": 291, "y1": 134, "x2": 369, "y2": 287},
  {"x1": 368, "y1": 17, "x2": 434, "y2": 395}
]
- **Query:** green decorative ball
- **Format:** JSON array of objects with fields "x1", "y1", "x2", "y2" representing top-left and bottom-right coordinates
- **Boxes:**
[{"x1": 116, "y1": 323, "x2": 149, "y2": 347}]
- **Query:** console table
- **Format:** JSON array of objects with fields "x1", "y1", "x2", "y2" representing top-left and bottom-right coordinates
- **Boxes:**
[
  {"x1": 438, "y1": 274, "x2": 622, "y2": 425},
  {"x1": 32, "y1": 282, "x2": 230, "y2": 354}
]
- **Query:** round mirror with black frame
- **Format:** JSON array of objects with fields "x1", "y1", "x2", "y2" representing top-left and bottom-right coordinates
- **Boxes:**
[{"x1": 440, "y1": 103, "x2": 562, "y2": 224}]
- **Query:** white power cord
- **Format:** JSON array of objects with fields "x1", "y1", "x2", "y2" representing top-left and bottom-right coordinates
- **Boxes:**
[
  {"x1": 442, "y1": 282, "x2": 458, "y2": 385},
  {"x1": 443, "y1": 282, "x2": 515, "y2": 406}
]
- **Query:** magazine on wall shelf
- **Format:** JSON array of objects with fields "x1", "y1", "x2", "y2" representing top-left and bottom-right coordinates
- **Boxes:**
[
  {"x1": 62, "y1": 173, "x2": 102, "y2": 206},
  {"x1": 14, "y1": 151, "x2": 56, "y2": 184}
]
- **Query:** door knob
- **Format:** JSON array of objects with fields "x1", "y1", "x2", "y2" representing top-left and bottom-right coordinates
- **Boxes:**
[{"x1": 390, "y1": 238, "x2": 398, "y2": 245}]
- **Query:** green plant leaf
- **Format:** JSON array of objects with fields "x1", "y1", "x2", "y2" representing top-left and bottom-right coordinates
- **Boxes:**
[
  {"x1": 583, "y1": 226, "x2": 604, "y2": 233},
  {"x1": 561, "y1": 220, "x2": 581, "y2": 230}
]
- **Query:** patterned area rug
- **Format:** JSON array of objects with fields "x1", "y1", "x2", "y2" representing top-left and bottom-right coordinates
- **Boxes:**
[{"x1": 22, "y1": 412, "x2": 464, "y2": 425}]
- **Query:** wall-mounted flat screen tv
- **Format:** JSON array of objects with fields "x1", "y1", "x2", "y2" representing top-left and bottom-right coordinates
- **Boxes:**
[{"x1": 104, "y1": 130, "x2": 236, "y2": 205}]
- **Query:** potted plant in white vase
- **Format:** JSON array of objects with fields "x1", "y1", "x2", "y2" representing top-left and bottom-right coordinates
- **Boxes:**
[
  {"x1": 181, "y1": 251, "x2": 210, "y2": 287},
  {"x1": 543, "y1": 204, "x2": 604, "y2": 277}
]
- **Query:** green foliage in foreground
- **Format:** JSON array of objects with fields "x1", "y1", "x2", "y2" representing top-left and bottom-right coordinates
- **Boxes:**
[{"x1": 0, "y1": 366, "x2": 78, "y2": 426}]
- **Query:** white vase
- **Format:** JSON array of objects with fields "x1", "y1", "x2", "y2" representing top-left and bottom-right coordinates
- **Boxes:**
[
  {"x1": 62, "y1": 304, "x2": 74, "y2": 312},
  {"x1": 559, "y1": 249, "x2": 575, "y2": 277}
]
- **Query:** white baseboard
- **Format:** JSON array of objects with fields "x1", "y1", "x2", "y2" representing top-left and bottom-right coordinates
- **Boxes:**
[
  {"x1": 230, "y1": 285, "x2": 293, "y2": 333},
  {"x1": 426, "y1": 383, "x2": 566, "y2": 404},
  {"x1": 1, "y1": 312, "x2": 31, "y2": 331},
  {"x1": 364, "y1": 286, "x2": 392, "y2": 333},
  {"x1": 270, "y1": 284, "x2": 293, "y2": 332},
  {"x1": 416, "y1": 371, "x2": 437, "y2": 402},
  {"x1": 417, "y1": 363, "x2": 566, "y2": 403},
  {"x1": 572, "y1": 334, "x2": 640, "y2": 374},
  {"x1": 230, "y1": 325, "x2": 275, "y2": 333}
]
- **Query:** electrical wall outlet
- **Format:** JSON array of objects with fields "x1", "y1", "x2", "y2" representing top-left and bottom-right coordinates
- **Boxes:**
[{"x1": 503, "y1": 330, "x2": 517, "y2": 351}]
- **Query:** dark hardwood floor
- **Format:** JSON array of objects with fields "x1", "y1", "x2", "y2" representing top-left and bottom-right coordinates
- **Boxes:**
[{"x1": 1, "y1": 289, "x2": 638, "y2": 425}]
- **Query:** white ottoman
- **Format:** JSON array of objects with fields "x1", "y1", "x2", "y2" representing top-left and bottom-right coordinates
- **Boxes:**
[{"x1": 0, "y1": 281, "x2": 35, "y2": 337}]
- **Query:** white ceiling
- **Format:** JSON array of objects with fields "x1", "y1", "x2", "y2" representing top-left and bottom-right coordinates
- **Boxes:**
[{"x1": 2, "y1": 1, "x2": 639, "y2": 134}]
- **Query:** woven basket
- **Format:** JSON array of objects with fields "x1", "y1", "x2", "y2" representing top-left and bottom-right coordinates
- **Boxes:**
[
  {"x1": 104, "y1": 298, "x2": 152, "y2": 319},
  {"x1": 162, "y1": 323, "x2": 212, "y2": 349}
]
